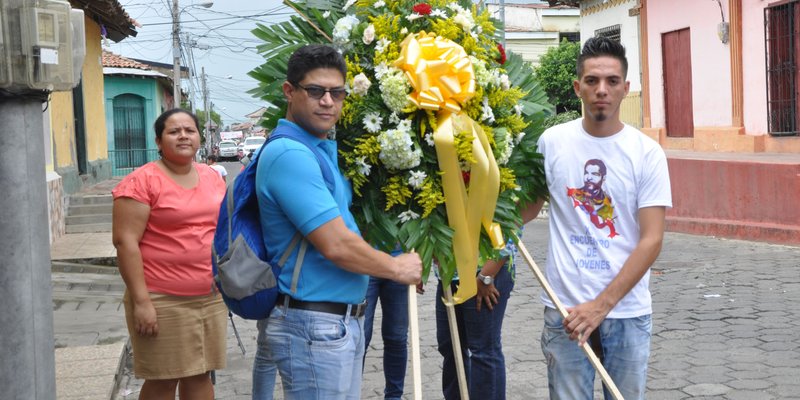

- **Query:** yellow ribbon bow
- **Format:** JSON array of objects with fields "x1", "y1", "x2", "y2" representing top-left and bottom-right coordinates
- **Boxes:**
[{"x1": 395, "y1": 32, "x2": 504, "y2": 304}]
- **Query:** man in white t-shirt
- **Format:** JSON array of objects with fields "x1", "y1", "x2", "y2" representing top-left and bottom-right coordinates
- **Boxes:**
[
  {"x1": 532, "y1": 36, "x2": 672, "y2": 399},
  {"x1": 206, "y1": 154, "x2": 227, "y2": 183}
]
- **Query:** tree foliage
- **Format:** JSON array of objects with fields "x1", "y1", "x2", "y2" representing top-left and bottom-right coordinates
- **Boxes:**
[{"x1": 534, "y1": 39, "x2": 581, "y2": 113}]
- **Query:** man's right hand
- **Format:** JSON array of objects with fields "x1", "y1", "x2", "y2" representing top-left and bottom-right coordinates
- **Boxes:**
[{"x1": 393, "y1": 253, "x2": 423, "y2": 285}]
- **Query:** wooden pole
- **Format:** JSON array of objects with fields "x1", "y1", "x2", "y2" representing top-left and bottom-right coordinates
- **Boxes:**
[
  {"x1": 408, "y1": 285, "x2": 422, "y2": 399},
  {"x1": 443, "y1": 284, "x2": 469, "y2": 400},
  {"x1": 517, "y1": 242, "x2": 624, "y2": 400}
]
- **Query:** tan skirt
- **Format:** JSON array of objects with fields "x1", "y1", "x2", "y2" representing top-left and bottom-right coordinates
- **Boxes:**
[{"x1": 123, "y1": 290, "x2": 227, "y2": 380}]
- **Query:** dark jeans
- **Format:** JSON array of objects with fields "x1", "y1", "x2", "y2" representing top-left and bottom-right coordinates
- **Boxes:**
[
  {"x1": 436, "y1": 264, "x2": 514, "y2": 400},
  {"x1": 364, "y1": 277, "x2": 409, "y2": 400}
]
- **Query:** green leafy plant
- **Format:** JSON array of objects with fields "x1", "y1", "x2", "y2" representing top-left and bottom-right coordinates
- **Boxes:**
[
  {"x1": 533, "y1": 39, "x2": 580, "y2": 113},
  {"x1": 249, "y1": 0, "x2": 552, "y2": 284}
]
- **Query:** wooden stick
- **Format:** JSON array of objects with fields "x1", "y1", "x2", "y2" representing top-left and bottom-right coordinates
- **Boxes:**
[
  {"x1": 517, "y1": 242, "x2": 624, "y2": 400},
  {"x1": 443, "y1": 285, "x2": 470, "y2": 400},
  {"x1": 282, "y1": 0, "x2": 333, "y2": 42},
  {"x1": 408, "y1": 285, "x2": 423, "y2": 399}
]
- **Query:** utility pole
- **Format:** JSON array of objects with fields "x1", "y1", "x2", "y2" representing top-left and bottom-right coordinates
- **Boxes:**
[
  {"x1": 202, "y1": 66, "x2": 211, "y2": 153},
  {"x1": 172, "y1": 0, "x2": 181, "y2": 107},
  {"x1": 0, "y1": 95, "x2": 57, "y2": 399},
  {"x1": 500, "y1": 0, "x2": 506, "y2": 47}
]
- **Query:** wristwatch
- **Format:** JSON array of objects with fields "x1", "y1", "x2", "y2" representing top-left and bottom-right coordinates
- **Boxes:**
[{"x1": 478, "y1": 272, "x2": 493, "y2": 285}]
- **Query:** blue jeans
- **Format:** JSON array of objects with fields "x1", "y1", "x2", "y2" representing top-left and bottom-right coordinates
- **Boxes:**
[
  {"x1": 435, "y1": 264, "x2": 514, "y2": 400},
  {"x1": 364, "y1": 277, "x2": 409, "y2": 400},
  {"x1": 252, "y1": 304, "x2": 365, "y2": 399},
  {"x1": 541, "y1": 307, "x2": 651, "y2": 400}
]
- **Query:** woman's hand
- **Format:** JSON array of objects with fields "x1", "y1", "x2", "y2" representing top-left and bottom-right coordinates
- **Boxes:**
[
  {"x1": 133, "y1": 299, "x2": 159, "y2": 337},
  {"x1": 475, "y1": 276, "x2": 500, "y2": 312}
]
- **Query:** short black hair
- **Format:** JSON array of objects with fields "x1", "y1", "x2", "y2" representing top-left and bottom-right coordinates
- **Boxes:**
[
  {"x1": 154, "y1": 108, "x2": 199, "y2": 140},
  {"x1": 207, "y1": 154, "x2": 218, "y2": 162},
  {"x1": 286, "y1": 44, "x2": 347, "y2": 85},
  {"x1": 577, "y1": 36, "x2": 628, "y2": 79}
]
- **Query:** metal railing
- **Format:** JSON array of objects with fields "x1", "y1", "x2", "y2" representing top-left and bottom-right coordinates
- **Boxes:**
[{"x1": 108, "y1": 149, "x2": 160, "y2": 176}]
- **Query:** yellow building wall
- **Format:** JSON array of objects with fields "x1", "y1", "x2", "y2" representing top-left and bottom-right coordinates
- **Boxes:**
[
  {"x1": 81, "y1": 17, "x2": 108, "y2": 160},
  {"x1": 620, "y1": 91, "x2": 642, "y2": 128},
  {"x1": 49, "y1": 92, "x2": 75, "y2": 169},
  {"x1": 47, "y1": 16, "x2": 108, "y2": 170}
]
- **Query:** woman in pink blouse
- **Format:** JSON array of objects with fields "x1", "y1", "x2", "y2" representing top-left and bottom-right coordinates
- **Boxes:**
[{"x1": 112, "y1": 109, "x2": 227, "y2": 400}]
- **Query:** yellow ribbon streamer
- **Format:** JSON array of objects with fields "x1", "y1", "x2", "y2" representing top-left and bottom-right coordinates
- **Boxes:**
[{"x1": 396, "y1": 32, "x2": 504, "y2": 304}]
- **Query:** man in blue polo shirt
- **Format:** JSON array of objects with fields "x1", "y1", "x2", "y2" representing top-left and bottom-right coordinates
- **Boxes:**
[{"x1": 252, "y1": 44, "x2": 423, "y2": 399}]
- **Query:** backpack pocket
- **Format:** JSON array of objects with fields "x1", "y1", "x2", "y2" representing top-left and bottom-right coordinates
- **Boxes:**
[{"x1": 217, "y1": 234, "x2": 277, "y2": 300}]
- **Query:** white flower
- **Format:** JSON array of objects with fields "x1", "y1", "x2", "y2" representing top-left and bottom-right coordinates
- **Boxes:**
[
  {"x1": 430, "y1": 9, "x2": 447, "y2": 18},
  {"x1": 500, "y1": 74, "x2": 510, "y2": 90},
  {"x1": 362, "y1": 24, "x2": 376, "y2": 45},
  {"x1": 343, "y1": 0, "x2": 357, "y2": 10},
  {"x1": 333, "y1": 15, "x2": 359, "y2": 43},
  {"x1": 374, "y1": 0, "x2": 385, "y2": 7},
  {"x1": 322, "y1": 11, "x2": 330, "y2": 18},
  {"x1": 352, "y1": 73, "x2": 371, "y2": 96},
  {"x1": 400, "y1": 27, "x2": 408, "y2": 35},
  {"x1": 513, "y1": 104, "x2": 523, "y2": 116},
  {"x1": 379, "y1": 67, "x2": 413, "y2": 113},
  {"x1": 515, "y1": 132, "x2": 526, "y2": 144},
  {"x1": 408, "y1": 170, "x2": 427, "y2": 189},
  {"x1": 406, "y1": 13, "x2": 423, "y2": 22},
  {"x1": 374, "y1": 62, "x2": 389, "y2": 79},
  {"x1": 375, "y1": 38, "x2": 391, "y2": 54},
  {"x1": 378, "y1": 128, "x2": 422, "y2": 170},
  {"x1": 480, "y1": 97, "x2": 495, "y2": 123},
  {"x1": 398, "y1": 210, "x2": 420, "y2": 223},
  {"x1": 363, "y1": 112, "x2": 383, "y2": 133},
  {"x1": 397, "y1": 119, "x2": 412, "y2": 133},
  {"x1": 388, "y1": 112, "x2": 401, "y2": 125},
  {"x1": 356, "y1": 156, "x2": 372, "y2": 176},
  {"x1": 495, "y1": 130, "x2": 514, "y2": 165},
  {"x1": 424, "y1": 133, "x2": 435, "y2": 147}
]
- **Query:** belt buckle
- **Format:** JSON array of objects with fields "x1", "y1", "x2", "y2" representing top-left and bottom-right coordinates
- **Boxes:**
[{"x1": 353, "y1": 301, "x2": 367, "y2": 317}]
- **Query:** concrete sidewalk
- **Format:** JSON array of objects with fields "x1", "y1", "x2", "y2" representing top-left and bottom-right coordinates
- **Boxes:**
[{"x1": 51, "y1": 231, "x2": 124, "y2": 400}]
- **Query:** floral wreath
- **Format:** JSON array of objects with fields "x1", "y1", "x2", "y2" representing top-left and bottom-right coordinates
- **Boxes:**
[{"x1": 250, "y1": 0, "x2": 551, "y2": 298}]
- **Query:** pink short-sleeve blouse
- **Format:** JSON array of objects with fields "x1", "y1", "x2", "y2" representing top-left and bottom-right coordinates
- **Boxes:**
[{"x1": 112, "y1": 162, "x2": 226, "y2": 296}]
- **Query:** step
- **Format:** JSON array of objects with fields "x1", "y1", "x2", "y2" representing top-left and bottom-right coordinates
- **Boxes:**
[
  {"x1": 66, "y1": 214, "x2": 112, "y2": 226},
  {"x1": 70, "y1": 194, "x2": 113, "y2": 206},
  {"x1": 66, "y1": 222, "x2": 112, "y2": 234},
  {"x1": 68, "y1": 203, "x2": 113, "y2": 216}
]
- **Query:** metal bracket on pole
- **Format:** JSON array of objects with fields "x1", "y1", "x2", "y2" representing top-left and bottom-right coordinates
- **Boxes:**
[{"x1": 517, "y1": 242, "x2": 624, "y2": 400}]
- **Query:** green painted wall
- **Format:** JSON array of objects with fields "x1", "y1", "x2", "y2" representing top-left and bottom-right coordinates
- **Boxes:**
[{"x1": 103, "y1": 76, "x2": 160, "y2": 151}]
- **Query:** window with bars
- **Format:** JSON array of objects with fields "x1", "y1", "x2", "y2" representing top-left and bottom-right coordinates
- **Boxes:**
[
  {"x1": 764, "y1": 1, "x2": 800, "y2": 136},
  {"x1": 595, "y1": 25, "x2": 621, "y2": 42},
  {"x1": 559, "y1": 32, "x2": 580, "y2": 43}
]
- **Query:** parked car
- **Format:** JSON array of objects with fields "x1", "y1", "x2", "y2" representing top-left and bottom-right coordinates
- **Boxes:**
[
  {"x1": 218, "y1": 140, "x2": 238, "y2": 160},
  {"x1": 242, "y1": 136, "x2": 266, "y2": 156}
]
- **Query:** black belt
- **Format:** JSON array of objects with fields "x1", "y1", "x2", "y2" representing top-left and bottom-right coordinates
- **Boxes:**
[{"x1": 277, "y1": 294, "x2": 366, "y2": 317}]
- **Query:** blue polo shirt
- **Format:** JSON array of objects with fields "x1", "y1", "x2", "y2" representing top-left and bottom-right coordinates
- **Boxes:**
[{"x1": 255, "y1": 120, "x2": 368, "y2": 304}]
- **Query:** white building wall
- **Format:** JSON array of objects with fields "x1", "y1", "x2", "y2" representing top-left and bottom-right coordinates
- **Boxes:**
[{"x1": 580, "y1": 0, "x2": 642, "y2": 92}]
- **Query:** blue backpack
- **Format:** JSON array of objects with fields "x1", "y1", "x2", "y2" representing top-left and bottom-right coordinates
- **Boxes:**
[{"x1": 212, "y1": 127, "x2": 335, "y2": 320}]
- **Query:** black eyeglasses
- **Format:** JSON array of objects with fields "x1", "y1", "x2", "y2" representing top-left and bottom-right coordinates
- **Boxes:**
[{"x1": 293, "y1": 83, "x2": 348, "y2": 101}]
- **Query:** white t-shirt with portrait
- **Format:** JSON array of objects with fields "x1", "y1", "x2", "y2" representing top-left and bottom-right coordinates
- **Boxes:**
[{"x1": 537, "y1": 118, "x2": 672, "y2": 318}]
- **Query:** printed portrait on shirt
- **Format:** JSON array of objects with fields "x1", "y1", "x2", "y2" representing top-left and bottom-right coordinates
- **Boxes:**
[{"x1": 566, "y1": 159, "x2": 619, "y2": 238}]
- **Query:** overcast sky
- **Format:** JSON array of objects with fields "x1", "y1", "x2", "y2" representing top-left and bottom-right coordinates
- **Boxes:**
[{"x1": 108, "y1": 0, "x2": 293, "y2": 126}]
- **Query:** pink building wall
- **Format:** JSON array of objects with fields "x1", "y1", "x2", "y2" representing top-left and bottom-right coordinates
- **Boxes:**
[
  {"x1": 741, "y1": 1, "x2": 772, "y2": 136},
  {"x1": 647, "y1": 0, "x2": 733, "y2": 130}
]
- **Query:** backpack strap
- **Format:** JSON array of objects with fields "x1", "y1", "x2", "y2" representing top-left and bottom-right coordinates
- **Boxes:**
[{"x1": 267, "y1": 131, "x2": 336, "y2": 192}]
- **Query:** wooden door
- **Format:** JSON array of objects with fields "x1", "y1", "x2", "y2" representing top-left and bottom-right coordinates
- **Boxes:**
[{"x1": 662, "y1": 28, "x2": 694, "y2": 137}]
